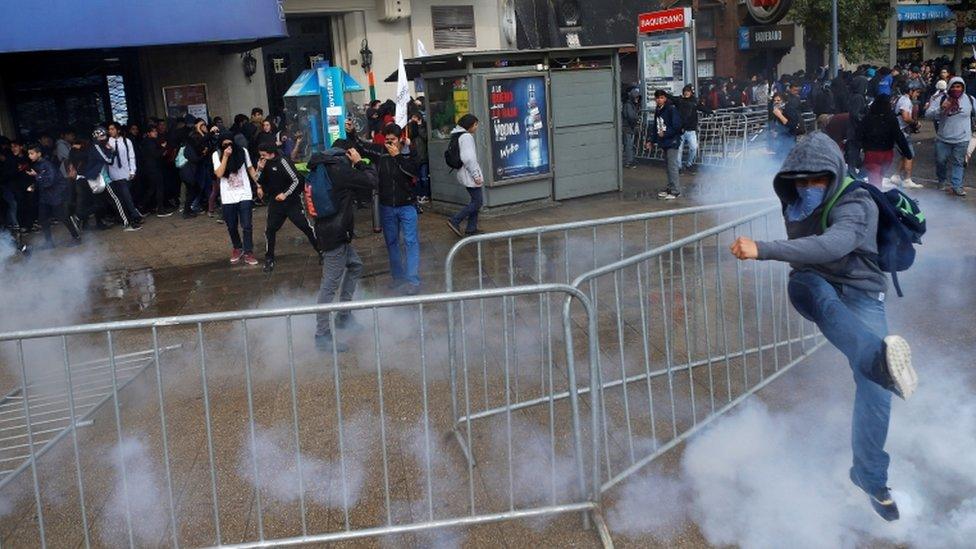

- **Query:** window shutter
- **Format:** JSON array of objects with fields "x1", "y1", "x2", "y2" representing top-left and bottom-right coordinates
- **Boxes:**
[{"x1": 432, "y1": 6, "x2": 476, "y2": 49}]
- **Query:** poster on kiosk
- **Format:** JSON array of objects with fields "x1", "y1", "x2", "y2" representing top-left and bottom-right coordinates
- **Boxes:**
[
  {"x1": 488, "y1": 75, "x2": 551, "y2": 183},
  {"x1": 637, "y1": 8, "x2": 697, "y2": 105}
]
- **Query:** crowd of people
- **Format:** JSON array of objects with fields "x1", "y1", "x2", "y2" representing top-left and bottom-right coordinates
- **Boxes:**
[{"x1": 625, "y1": 59, "x2": 976, "y2": 199}]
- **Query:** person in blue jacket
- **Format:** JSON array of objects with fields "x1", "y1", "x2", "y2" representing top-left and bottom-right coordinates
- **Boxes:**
[
  {"x1": 27, "y1": 142, "x2": 80, "y2": 248},
  {"x1": 648, "y1": 89, "x2": 683, "y2": 200}
]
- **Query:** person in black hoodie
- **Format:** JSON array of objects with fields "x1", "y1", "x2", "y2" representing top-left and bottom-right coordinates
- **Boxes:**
[
  {"x1": 648, "y1": 90, "x2": 683, "y2": 200},
  {"x1": 178, "y1": 119, "x2": 208, "y2": 218},
  {"x1": 364, "y1": 123, "x2": 421, "y2": 294},
  {"x1": 676, "y1": 84, "x2": 711, "y2": 172},
  {"x1": 307, "y1": 141, "x2": 377, "y2": 353},
  {"x1": 857, "y1": 94, "x2": 912, "y2": 189},
  {"x1": 140, "y1": 125, "x2": 173, "y2": 217},
  {"x1": 255, "y1": 141, "x2": 320, "y2": 272},
  {"x1": 27, "y1": 142, "x2": 80, "y2": 248}
]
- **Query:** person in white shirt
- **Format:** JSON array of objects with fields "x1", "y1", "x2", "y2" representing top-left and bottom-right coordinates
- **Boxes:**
[
  {"x1": 889, "y1": 86, "x2": 923, "y2": 189},
  {"x1": 94, "y1": 123, "x2": 143, "y2": 230},
  {"x1": 445, "y1": 114, "x2": 484, "y2": 237},
  {"x1": 213, "y1": 133, "x2": 263, "y2": 265}
]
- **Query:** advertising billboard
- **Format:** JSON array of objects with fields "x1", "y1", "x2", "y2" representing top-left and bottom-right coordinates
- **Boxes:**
[{"x1": 487, "y1": 76, "x2": 551, "y2": 182}]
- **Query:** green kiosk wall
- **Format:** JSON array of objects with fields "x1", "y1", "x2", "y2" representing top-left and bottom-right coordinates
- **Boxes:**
[{"x1": 415, "y1": 46, "x2": 627, "y2": 209}]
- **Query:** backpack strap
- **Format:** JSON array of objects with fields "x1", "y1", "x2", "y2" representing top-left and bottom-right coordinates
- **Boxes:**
[{"x1": 819, "y1": 175, "x2": 858, "y2": 233}]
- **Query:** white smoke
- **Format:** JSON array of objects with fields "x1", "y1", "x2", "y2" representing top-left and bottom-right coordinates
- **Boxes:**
[
  {"x1": 102, "y1": 437, "x2": 168, "y2": 546},
  {"x1": 237, "y1": 412, "x2": 373, "y2": 509}
]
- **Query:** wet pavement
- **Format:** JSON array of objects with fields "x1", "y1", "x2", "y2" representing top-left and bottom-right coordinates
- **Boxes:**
[{"x1": 2, "y1": 128, "x2": 975, "y2": 548}]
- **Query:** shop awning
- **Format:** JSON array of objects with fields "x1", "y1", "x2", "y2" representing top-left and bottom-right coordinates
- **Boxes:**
[
  {"x1": 937, "y1": 30, "x2": 976, "y2": 46},
  {"x1": 896, "y1": 4, "x2": 954, "y2": 22},
  {"x1": 0, "y1": 0, "x2": 287, "y2": 54}
]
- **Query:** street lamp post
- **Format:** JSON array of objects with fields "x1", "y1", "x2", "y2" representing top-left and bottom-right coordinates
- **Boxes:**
[{"x1": 830, "y1": 0, "x2": 839, "y2": 77}]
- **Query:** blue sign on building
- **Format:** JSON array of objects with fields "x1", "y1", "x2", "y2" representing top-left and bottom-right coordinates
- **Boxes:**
[{"x1": 738, "y1": 28, "x2": 751, "y2": 50}]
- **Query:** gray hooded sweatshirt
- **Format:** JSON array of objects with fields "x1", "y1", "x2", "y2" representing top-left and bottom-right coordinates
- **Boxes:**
[
  {"x1": 756, "y1": 131, "x2": 885, "y2": 293},
  {"x1": 924, "y1": 76, "x2": 974, "y2": 144}
]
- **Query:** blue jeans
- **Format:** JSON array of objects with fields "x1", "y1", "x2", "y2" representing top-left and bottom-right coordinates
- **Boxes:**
[
  {"x1": 417, "y1": 163, "x2": 430, "y2": 198},
  {"x1": 380, "y1": 204, "x2": 420, "y2": 286},
  {"x1": 787, "y1": 270, "x2": 892, "y2": 492},
  {"x1": 677, "y1": 130, "x2": 698, "y2": 168},
  {"x1": 934, "y1": 139, "x2": 966, "y2": 191},
  {"x1": 222, "y1": 200, "x2": 254, "y2": 252},
  {"x1": 450, "y1": 187, "x2": 482, "y2": 233}
]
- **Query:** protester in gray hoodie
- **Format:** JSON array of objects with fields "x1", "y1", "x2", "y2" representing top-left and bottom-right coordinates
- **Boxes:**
[
  {"x1": 730, "y1": 131, "x2": 918, "y2": 522},
  {"x1": 924, "y1": 76, "x2": 972, "y2": 196}
]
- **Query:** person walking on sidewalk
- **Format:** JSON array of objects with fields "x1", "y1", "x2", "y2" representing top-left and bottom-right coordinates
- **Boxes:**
[
  {"x1": 308, "y1": 142, "x2": 378, "y2": 353},
  {"x1": 648, "y1": 89, "x2": 683, "y2": 200},
  {"x1": 255, "y1": 142, "x2": 321, "y2": 272},
  {"x1": 213, "y1": 133, "x2": 262, "y2": 265},
  {"x1": 677, "y1": 84, "x2": 710, "y2": 172},
  {"x1": 622, "y1": 87, "x2": 640, "y2": 169},
  {"x1": 730, "y1": 132, "x2": 918, "y2": 522},
  {"x1": 27, "y1": 142, "x2": 80, "y2": 248},
  {"x1": 446, "y1": 114, "x2": 485, "y2": 236},
  {"x1": 924, "y1": 76, "x2": 973, "y2": 196}
]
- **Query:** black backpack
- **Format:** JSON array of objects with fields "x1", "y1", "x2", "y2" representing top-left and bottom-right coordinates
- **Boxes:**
[
  {"x1": 821, "y1": 175, "x2": 926, "y2": 297},
  {"x1": 444, "y1": 132, "x2": 463, "y2": 170}
]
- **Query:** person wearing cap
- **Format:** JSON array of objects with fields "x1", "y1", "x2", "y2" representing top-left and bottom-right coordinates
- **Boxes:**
[
  {"x1": 925, "y1": 76, "x2": 973, "y2": 196},
  {"x1": 676, "y1": 84, "x2": 710, "y2": 173},
  {"x1": 92, "y1": 125, "x2": 142, "y2": 231},
  {"x1": 621, "y1": 87, "x2": 641, "y2": 169},
  {"x1": 730, "y1": 131, "x2": 918, "y2": 522},
  {"x1": 648, "y1": 89, "x2": 683, "y2": 200}
]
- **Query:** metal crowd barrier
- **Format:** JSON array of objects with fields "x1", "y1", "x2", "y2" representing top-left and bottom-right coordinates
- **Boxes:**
[
  {"x1": 0, "y1": 286, "x2": 606, "y2": 548},
  {"x1": 1, "y1": 203, "x2": 826, "y2": 548},
  {"x1": 566, "y1": 206, "x2": 826, "y2": 498}
]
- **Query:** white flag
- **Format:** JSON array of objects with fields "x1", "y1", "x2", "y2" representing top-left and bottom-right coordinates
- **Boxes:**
[
  {"x1": 416, "y1": 39, "x2": 429, "y2": 57},
  {"x1": 395, "y1": 49, "x2": 409, "y2": 129}
]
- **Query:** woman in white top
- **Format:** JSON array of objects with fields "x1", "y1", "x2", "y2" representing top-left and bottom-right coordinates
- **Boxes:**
[
  {"x1": 445, "y1": 114, "x2": 484, "y2": 237},
  {"x1": 213, "y1": 133, "x2": 263, "y2": 265}
]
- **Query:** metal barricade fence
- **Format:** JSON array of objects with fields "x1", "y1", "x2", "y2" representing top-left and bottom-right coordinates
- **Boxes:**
[
  {"x1": 635, "y1": 109, "x2": 750, "y2": 168},
  {"x1": 0, "y1": 285, "x2": 607, "y2": 548},
  {"x1": 565, "y1": 205, "x2": 826, "y2": 497}
]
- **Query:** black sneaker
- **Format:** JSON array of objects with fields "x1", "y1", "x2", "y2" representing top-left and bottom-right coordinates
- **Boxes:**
[
  {"x1": 314, "y1": 333, "x2": 349, "y2": 353},
  {"x1": 263, "y1": 257, "x2": 276, "y2": 273},
  {"x1": 334, "y1": 314, "x2": 364, "y2": 332},
  {"x1": 402, "y1": 283, "x2": 421, "y2": 296},
  {"x1": 446, "y1": 219, "x2": 463, "y2": 237},
  {"x1": 881, "y1": 335, "x2": 917, "y2": 400},
  {"x1": 850, "y1": 468, "x2": 900, "y2": 521}
]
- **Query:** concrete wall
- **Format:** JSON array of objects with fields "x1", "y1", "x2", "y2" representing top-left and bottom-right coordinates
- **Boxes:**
[{"x1": 139, "y1": 46, "x2": 270, "y2": 122}]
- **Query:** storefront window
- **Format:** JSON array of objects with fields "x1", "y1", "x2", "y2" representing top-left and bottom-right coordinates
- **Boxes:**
[
  {"x1": 697, "y1": 49, "x2": 715, "y2": 79},
  {"x1": 426, "y1": 77, "x2": 470, "y2": 140}
]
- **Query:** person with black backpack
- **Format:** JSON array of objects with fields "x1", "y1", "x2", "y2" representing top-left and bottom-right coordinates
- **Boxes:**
[
  {"x1": 445, "y1": 114, "x2": 484, "y2": 237},
  {"x1": 305, "y1": 140, "x2": 377, "y2": 353},
  {"x1": 255, "y1": 142, "x2": 321, "y2": 272},
  {"x1": 730, "y1": 131, "x2": 919, "y2": 523}
]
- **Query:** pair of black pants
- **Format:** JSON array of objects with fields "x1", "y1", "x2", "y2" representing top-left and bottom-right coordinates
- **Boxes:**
[
  {"x1": 139, "y1": 169, "x2": 166, "y2": 212},
  {"x1": 75, "y1": 179, "x2": 107, "y2": 224},
  {"x1": 39, "y1": 202, "x2": 79, "y2": 244},
  {"x1": 265, "y1": 199, "x2": 318, "y2": 259},
  {"x1": 106, "y1": 179, "x2": 141, "y2": 226}
]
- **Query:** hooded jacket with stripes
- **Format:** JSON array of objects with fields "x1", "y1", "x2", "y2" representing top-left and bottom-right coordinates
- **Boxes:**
[{"x1": 257, "y1": 154, "x2": 303, "y2": 202}]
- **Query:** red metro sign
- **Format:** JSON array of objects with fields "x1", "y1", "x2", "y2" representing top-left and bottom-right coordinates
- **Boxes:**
[
  {"x1": 638, "y1": 7, "x2": 692, "y2": 34},
  {"x1": 746, "y1": 0, "x2": 793, "y2": 25}
]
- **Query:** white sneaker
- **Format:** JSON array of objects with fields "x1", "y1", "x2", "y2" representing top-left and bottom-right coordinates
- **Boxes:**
[
  {"x1": 883, "y1": 335, "x2": 917, "y2": 400},
  {"x1": 889, "y1": 174, "x2": 902, "y2": 187},
  {"x1": 657, "y1": 190, "x2": 670, "y2": 198},
  {"x1": 880, "y1": 178, "x2": 897, "y2": 191},
  {"x1": 902, "y1": 178, "x2": 923, "y2": 189}
]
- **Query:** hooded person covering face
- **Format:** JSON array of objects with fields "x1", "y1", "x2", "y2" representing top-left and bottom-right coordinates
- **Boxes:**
[
  {"x1": 762, "y1": 131, "x2": 886, "y2": 292},
  {"x1": 218, "y1": 132, "x2": 247, "y2": 174}
]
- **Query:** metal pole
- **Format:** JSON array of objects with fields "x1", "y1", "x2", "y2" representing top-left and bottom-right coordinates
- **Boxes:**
[{"x1": 830, "y1": 0, "x2": 839, "y2": 78}]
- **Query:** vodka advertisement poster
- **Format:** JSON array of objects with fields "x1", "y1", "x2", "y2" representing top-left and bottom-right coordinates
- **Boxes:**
[{"x1": 488, "y1": 76, "x2": 550, "y2": 181}]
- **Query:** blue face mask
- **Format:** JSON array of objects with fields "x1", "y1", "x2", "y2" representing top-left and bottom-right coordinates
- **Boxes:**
[{"x1": 784, "y1": 186, "x2": 827, "y2": 222}]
